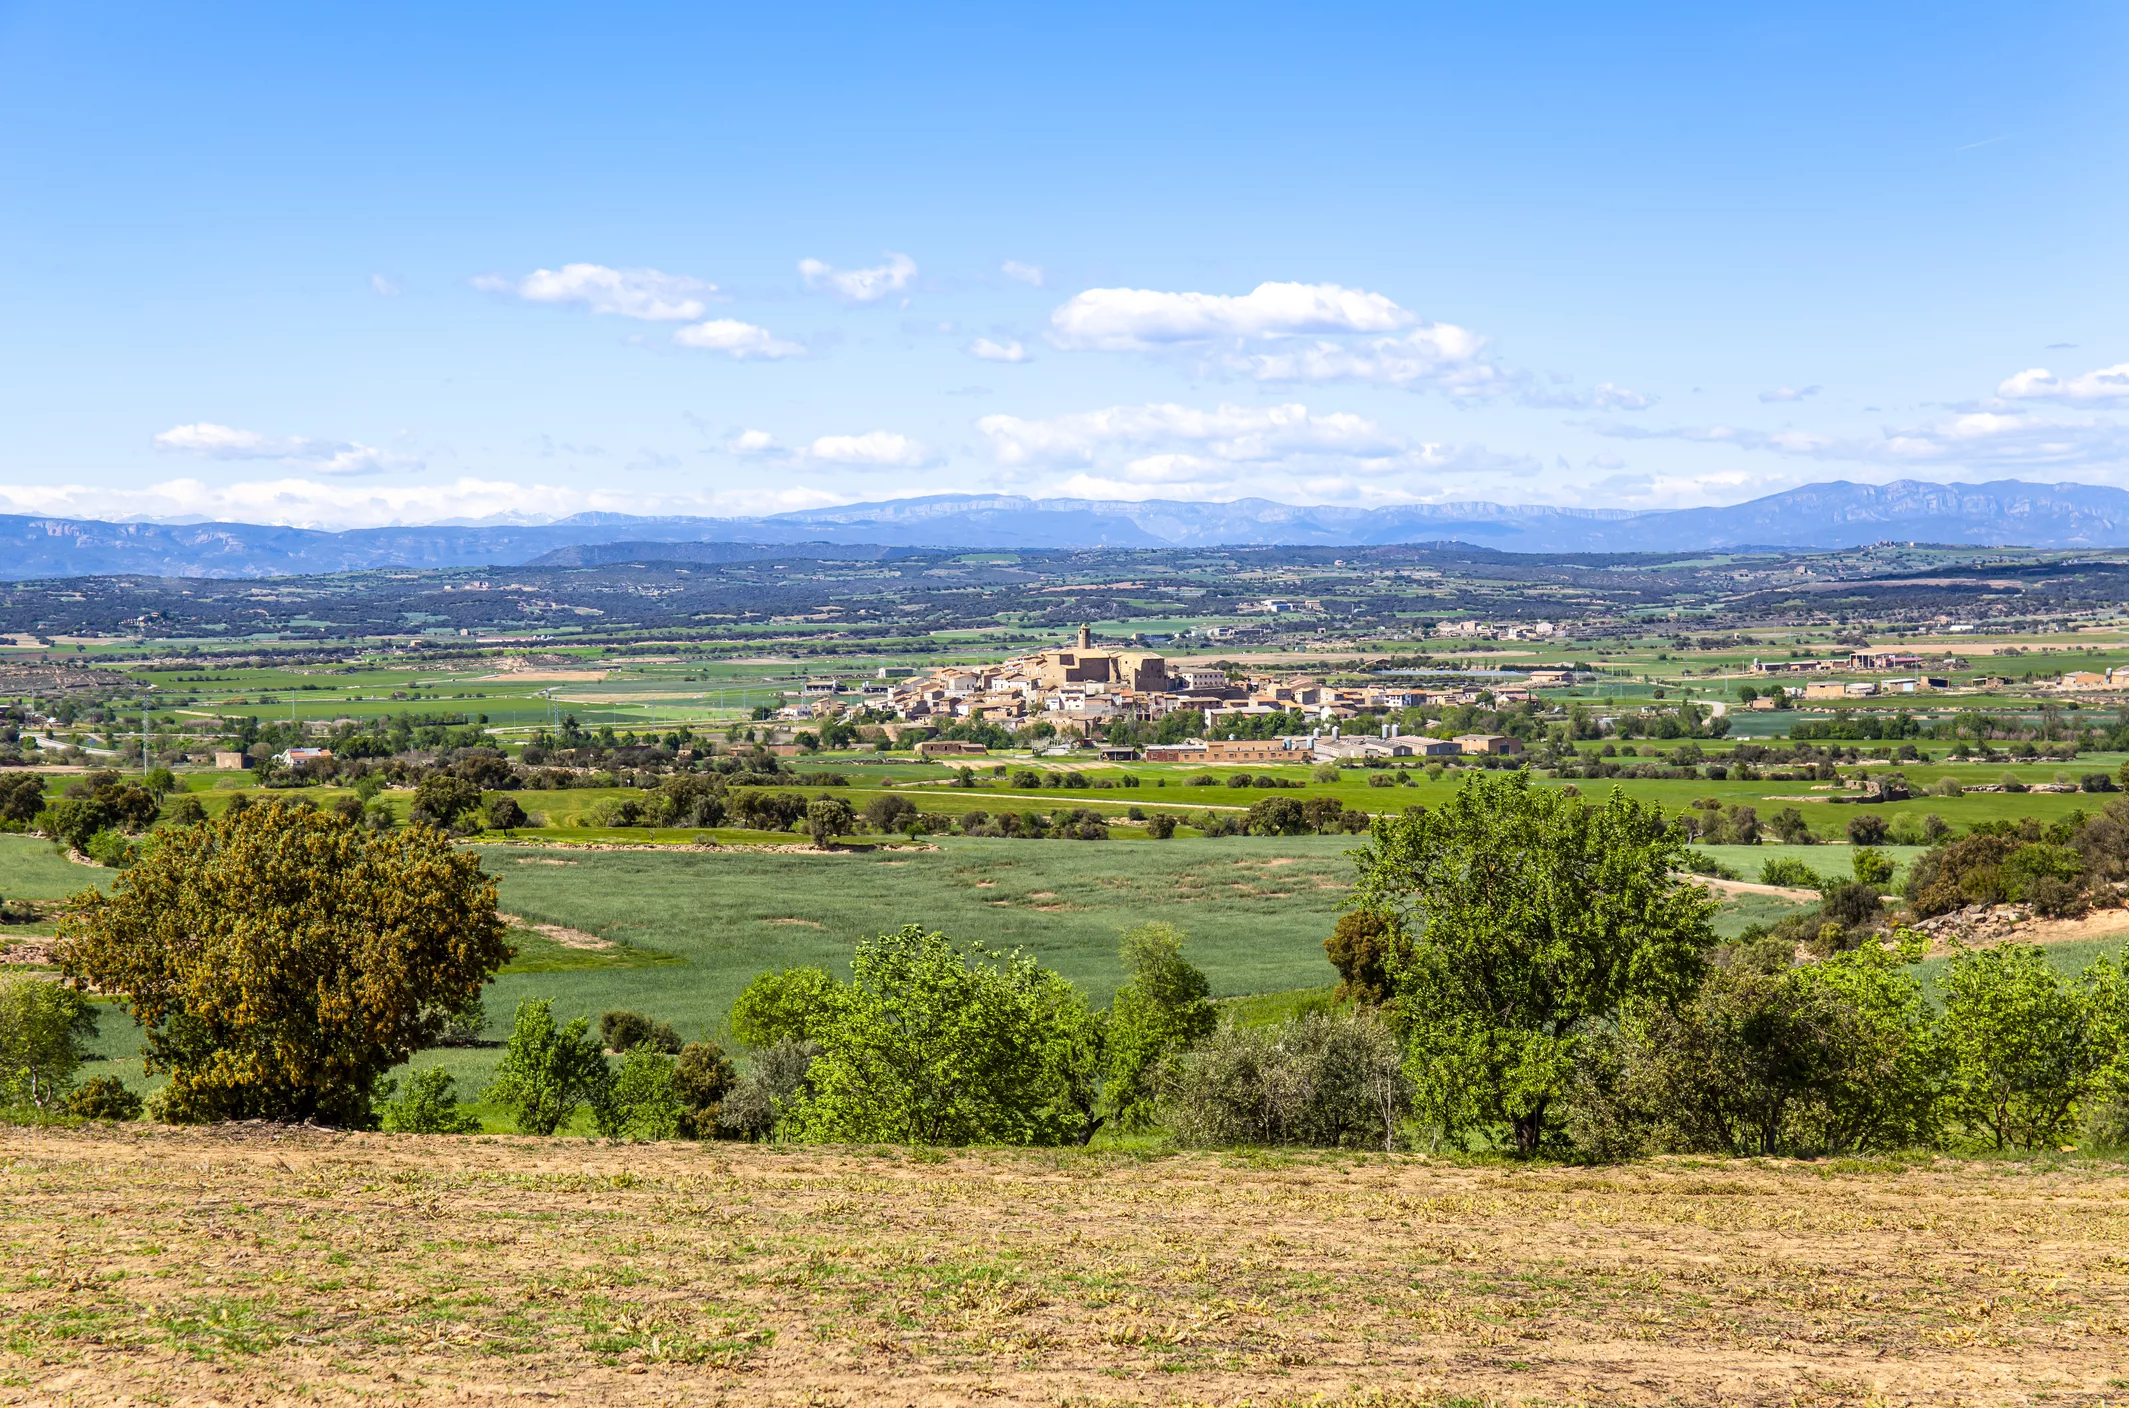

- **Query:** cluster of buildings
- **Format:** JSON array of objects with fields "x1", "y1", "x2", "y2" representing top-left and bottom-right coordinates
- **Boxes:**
[{"x1": 768, "y1": 628, "x2": 1535, "y2": 763}]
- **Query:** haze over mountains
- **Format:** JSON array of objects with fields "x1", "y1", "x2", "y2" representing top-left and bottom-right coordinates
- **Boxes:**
[{"x1": 2, "y1": 479, "x2": 2126, "y2": 580}]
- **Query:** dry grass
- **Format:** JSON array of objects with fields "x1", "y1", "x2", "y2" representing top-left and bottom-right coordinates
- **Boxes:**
[{"x1": 5, "y1": 1128, "x2": 2129, "y2": 1406}]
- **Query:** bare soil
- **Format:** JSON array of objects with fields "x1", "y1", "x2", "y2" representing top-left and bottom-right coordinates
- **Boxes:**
[{"x1": 3, "y1": 1127, "x2": 2127, "y2": 1405}]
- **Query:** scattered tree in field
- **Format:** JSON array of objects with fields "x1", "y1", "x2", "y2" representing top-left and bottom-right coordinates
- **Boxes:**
[
  {"x1": 806, "y1": 795, "x2": 855, "y2": 848},
  {"x1": 487, "y1": 998, "x2": 611, "y2": 1136},
  {"x1": 412, "y1": 773, "x2": 483, "y2": 831},
  {"x1": 1103, "y1": 924, "x2": 1215, "y2": 1132},
  {"x1": 0, "y1": 774, "x2": 46, "y2": 825},
  {"x1": 57, "y1": 798, "x2": 510, "y2": 1125},
  {"x1": 1350, "y1": 770, "x2": 1717, "y2": 1154},
  {"x1": 1846, "y1": 813, "x2": 1890, "y2": 847},
  {"x1": 1245, "y1": 795, "x2": 1307, "y2": 836},
  {"x1": 485, "y1": 795, "x2": 529, "y2": 830},
  {"x1": 0, "y1": 973, "x2": 97, "y2": 1110},
  {"x1": 381, "y1": 1067, "x2": 481, "y2": 1134},
  {"x1": 165, "y1": 794, "x2": 207, "y2": 826}
]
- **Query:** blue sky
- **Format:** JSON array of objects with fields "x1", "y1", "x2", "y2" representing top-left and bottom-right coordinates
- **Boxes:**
[{"x1": 1, "y1": 1, "x2": 2124, "y2": 527}]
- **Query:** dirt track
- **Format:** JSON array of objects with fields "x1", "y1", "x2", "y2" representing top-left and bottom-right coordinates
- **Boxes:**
[{"x1": 2, "y1": 1127, "x2": 2128, "y2": 1405}]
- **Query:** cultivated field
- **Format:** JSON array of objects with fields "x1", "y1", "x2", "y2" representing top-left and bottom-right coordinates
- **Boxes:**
[{"x1": 5, "y1": 1126, "x2": 2128, "y2": 1406}]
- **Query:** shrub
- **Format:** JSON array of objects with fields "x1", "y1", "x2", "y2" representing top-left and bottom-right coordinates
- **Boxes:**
[
  {"x1": 720, "y1": 1038, "x2": 820, "y2": 1140},
  {"x1": 1323, "y1": 909, "x2": 1408, "y2": 1006},
  {"x1": 164, "y1": 794, "x2": 207, "y2": 826},
  {"x1": 1368, "y1": 772, "x2": 1396, "y2": 788},
  {"x1": 1851, "y1": 847, "x2": 1895, "y2": 888},
  {"x1": 1225, "y1": 773, "x2": 1253, "y2": 789},
  {"x1": 1103, "y1": 924, "x2": 1215, "y2": 1133},
  {"x1": 380, "y1": 1067, "x2": 480, "y2": 1133},
  {"x1": 600, "y1": 1009, "x2": 682, "y2": 1054},
  {"x1": 1163, "y1": 1009, "x2": 1410, "y2": 1150},
  {"x1": 58, "y1": 798, "x2": 509, "y2": 1126},
  {"x1": 1567, "y1": 940, "x2": 1939, "y2": 1158},
  {"x1": 673, "y1": 1040, "x2": 736, "y2": 1138},
  {"x1": 1144, "y1": 812, "x2": 1177, "y2": 839},
  {"x1": 486, "y1": 998, "x2": 611, "y2": 1136},
  {"x1": 2000, "y1": 772, "x2": 2028, "y2": 793},
  {"x1": 1311, "y1": 762, "x2": 1343, "y2": 783},
  {"x1": 65, "y1": 1074, "x2": 142, "y2": 1121},
  {"x1": 602, "y1": 1047, "x2": 682, "y2": 1140},
  {"x1": 1759, "y1": 856, "x2": 1824, "y2": 889},
  {"x1": 485, "y1": 795, "x2": 529, "y2": 830},
  {"x1": 84, "y1": 829, "x2": 139, "y2": 869},
  {"x1": 1934, "y1": 776, "x2": 1964, "y2": 798}
]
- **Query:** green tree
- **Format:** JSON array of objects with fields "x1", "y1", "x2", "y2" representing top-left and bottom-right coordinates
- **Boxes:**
[
  {"x1": 1103, "y1": 923, "x2": 1216, "y2": 1132},
  {"x1": 1349, "y1": 770, "x2": 1717, "y2": 1153},
  {"x1": 806, "y1": 795, "x2": 855, "y2": 848},
  {"x1": 0, "y1": 773, "x2": 46, "y2": 825},
  {"x1": 0, "y1": 973, "x2": 97, "y2": 1110},
  {"x1": 143, "y1": 767, "x2": 178, "y2": 800},
  {"x1": 1939, "y1": 943, "x2": 2109, "y2": 1150},
  {"x1": 730, "y1": 967, "x2": 840, "y2": 1047},
  {"x1": 605, "y1": 1047, "x2": 682, "y2": 1140},
  {"x1": 412, "y1": 772, "x2": 483, "y2": 830},
  {"x1": 796, "y1": 924, "x2": 1076, "y2": 1145},
  {"x1": 380, "y1": 1067, "x2": 481, "y2": 1133},
  {"x1": 57, "y1": 798, "x2": 510, "y2": 1125},
  {"x1": 1245, "y1": 795, "x2": 1308, "y2": 835},
  {"x1": 486, "y1": 998, "x2": 612, "y2": 1136}
]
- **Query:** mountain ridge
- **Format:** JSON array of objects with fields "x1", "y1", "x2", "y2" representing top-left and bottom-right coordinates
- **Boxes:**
[{"x1": 0, "y1": 479, "x2": 2123, "y2": 580}]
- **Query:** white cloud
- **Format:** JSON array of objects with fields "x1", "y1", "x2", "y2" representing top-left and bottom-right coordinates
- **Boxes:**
[
  {"x1": 0, "y1": 477, "x2": 847, "y2": 531},
  {"x1": 1001, "y1": 261, "x2": 1046, "y2": 287},
  {"x1": 369, "y1": 273, "x2": 400, "y2": 298},
  {"x1": 729, "y1": 429, "x2": 780, "y2": 455},
  {"x1": 153, "y1": 423, "x2": 414, "y2": 476},
  {"x1": 473, "y1": 263, "x2": 718, "y2": 321},
  {"x1": 1591, "y1": 411, "x2": 2129, "y2": 472},
  {"x1": 978, "y1": 402, "x2": 1401, "y2": 468},
  {"x1": 1759, "y1": 385, "x2": 1820, "y2": 402},
  {"x1": 1049, "y1": 280, "x2": 1413, "y2": 351},
  {"x1": 1998, "y1": 363, "x2": 2129, "y2": 406},
  {"x1": 807, "y1": 431, "x2": 930, "y2": 467},
  {"x1": 798, "y1": 252, "x2": 917, "y2": 304},
  {"x1": 967, "y1": 337, "x2": 1028, "y2": 363},
  {"x1": 670, "y1": 318, "x2": 805, "y2": 359}
]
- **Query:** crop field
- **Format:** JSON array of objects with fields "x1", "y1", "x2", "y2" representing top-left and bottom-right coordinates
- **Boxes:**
[{"x1": 6, "y1": 1126, "x2": 2129, "y2": 1407}]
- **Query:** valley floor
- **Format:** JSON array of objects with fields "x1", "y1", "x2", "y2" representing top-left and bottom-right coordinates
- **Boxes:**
[{"x1": 4, "y1": 1127, "x2": 2127, "y2": 1406}]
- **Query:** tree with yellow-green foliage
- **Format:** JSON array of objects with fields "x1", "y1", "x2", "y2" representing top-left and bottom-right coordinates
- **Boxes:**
[{"x1": 56, "y1": 796, "x2": 511, "y2": 1127}]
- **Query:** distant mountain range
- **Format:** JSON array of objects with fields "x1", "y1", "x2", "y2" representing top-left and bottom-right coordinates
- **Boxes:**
[{"x1": 3, "y1": 479, "x2": 2128, "y2": 580}]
